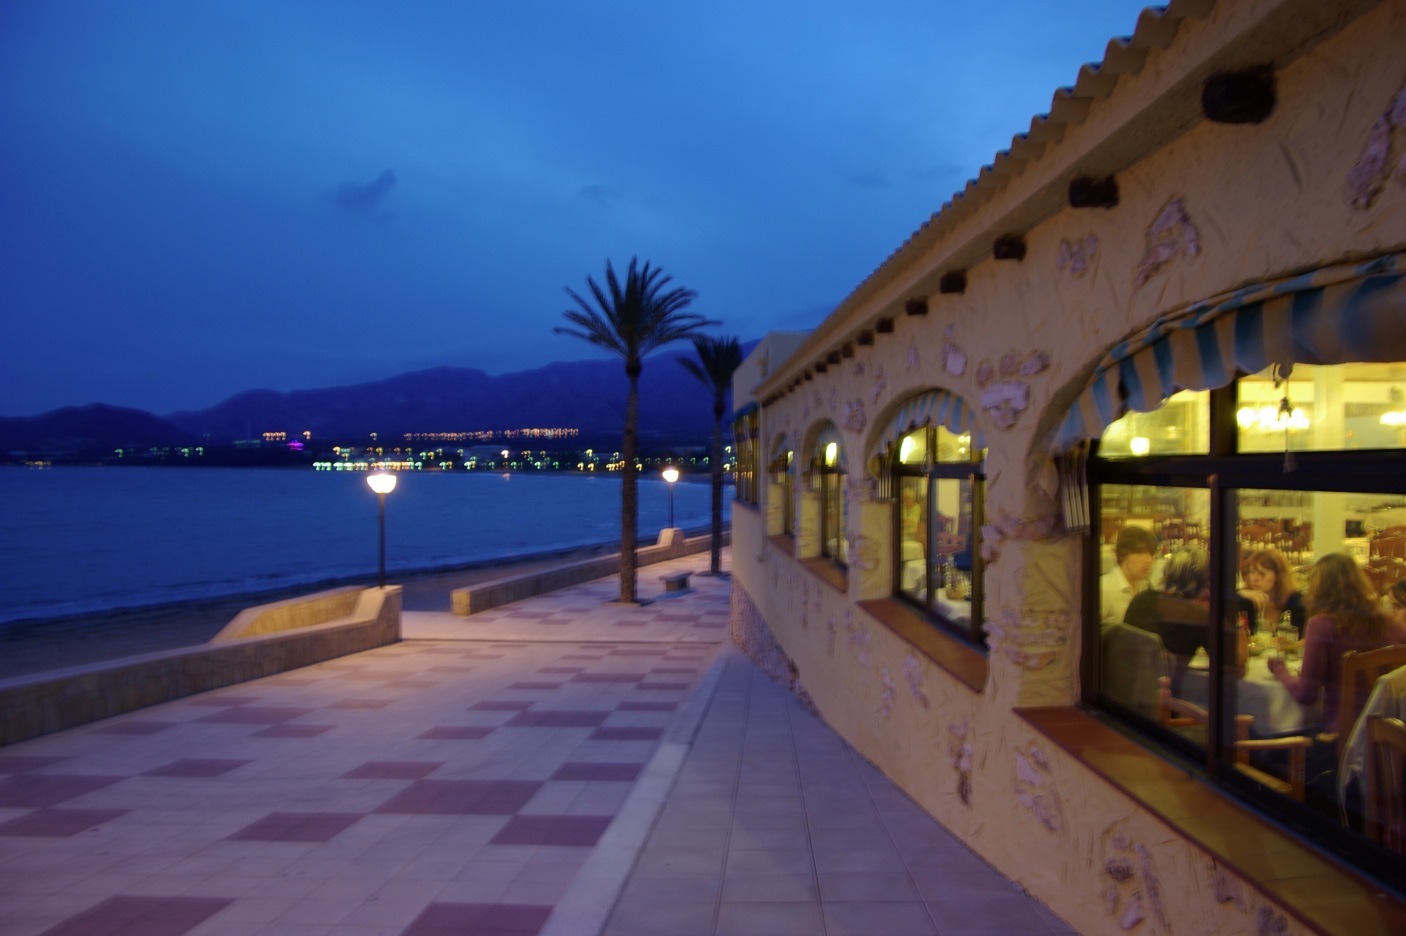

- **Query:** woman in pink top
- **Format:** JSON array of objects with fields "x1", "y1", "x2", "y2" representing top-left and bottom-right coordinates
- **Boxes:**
[{"x1": 1268, "y1": 553, "x2": 1406, "y2": 732}]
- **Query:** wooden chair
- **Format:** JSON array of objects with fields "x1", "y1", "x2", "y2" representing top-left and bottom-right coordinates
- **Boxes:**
[
  {"x1": 1365, "y1": 716, "x2": 1406, "y2": 853},
  {"x1": 1158, "y1": 677, "x2": 1314, "y2": 800},
  {"x1": 1326, "y1": 646, "x2": 1406, "y2": 761}
]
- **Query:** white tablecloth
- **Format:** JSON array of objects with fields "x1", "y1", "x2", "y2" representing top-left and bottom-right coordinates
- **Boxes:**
[{"x1": 1180, "y1": 655, "x2": 1322, "y2": 737}]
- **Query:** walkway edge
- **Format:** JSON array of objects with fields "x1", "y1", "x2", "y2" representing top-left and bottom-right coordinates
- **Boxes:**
[{"x1": 539, "y1": 647, "x2": 730, "y2": 936}]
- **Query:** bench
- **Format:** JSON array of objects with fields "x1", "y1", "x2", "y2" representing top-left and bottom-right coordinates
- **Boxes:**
[{"x1": 660, "y1": 571, "x2": 692, "y2": 593}]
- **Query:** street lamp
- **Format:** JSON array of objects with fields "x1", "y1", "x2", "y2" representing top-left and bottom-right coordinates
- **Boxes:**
[
  {"x1": 366, "y1": 471, "x2": 397, "y2": 588},
  {"x1": 661, "y1": 465, "x2": 679, "y2": 529}
]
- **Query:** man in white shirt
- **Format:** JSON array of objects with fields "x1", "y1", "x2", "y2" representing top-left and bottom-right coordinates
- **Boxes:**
[{"x1": 1101, "y1": 526, "x2": 1157, "y2": 624}]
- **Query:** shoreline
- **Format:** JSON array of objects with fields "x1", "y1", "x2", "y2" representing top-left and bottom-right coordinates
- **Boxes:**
[{"x1": 0, "y1": 525, "x2": 724, "y2": 682}]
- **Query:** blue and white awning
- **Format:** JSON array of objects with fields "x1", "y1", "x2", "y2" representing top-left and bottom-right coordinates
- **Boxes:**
[
  {"x1": 1052, "y1": 253, "x2": 1406, "y2": 453},
  {"x1": 869, "y1": 389, "x2": 980, "y2": 462}
]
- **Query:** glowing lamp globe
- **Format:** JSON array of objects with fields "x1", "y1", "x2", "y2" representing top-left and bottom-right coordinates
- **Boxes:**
[
  {"x1": 366, "y1": 472, "x2": 397, "y2": 495},
  {"x1": 662, "y1": 466, "x2": 680, "y2": 484}
]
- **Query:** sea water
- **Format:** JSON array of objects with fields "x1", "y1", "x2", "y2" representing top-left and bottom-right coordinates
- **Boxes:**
[{"x1": 0, "y1": 466, "x2": 725, "y2": 625}]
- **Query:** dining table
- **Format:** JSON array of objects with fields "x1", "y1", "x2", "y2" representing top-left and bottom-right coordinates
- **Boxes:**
[{"x1": 1179, "y1": 650, "x2": 1322, "y2": 737}]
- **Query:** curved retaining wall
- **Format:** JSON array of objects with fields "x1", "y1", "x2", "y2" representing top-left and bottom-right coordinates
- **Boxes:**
[{"x1": 0, "y1": 585, "x2": 401, "y2": 747}]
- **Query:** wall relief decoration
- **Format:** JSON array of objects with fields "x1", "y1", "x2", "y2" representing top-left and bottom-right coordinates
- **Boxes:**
[
  {"x1": 1014, "y1": 744, "x2": 1064, "y2": 833},
  {"x1": 942, "y1": 326, "x2": 967, "y2": 377},
  {"x1": 1348, "y1": 81, "x2": 1406, "y2": 209},
  {"x1": 1057, "y1": 234, "x2": 1099, "y2": 276},
  {"x1": 878, "y1": 666, "x2": 897, "y2": 718},
  {"x1": 1134, "y1": 196, "x2": 1200, "y2": 287},
  {"x1": 843, "y1": 398, "x2": 867, "y2": 433},
  {"x1": 1100, "y1": 828, "x2": 1169, "y2": 932},
  {"x1": 871, "y1": 364, "x2": 888, "y2": 404},
  {"x1": 906, "y1": 341, "x2": 922, "y2": 371},
  {"x1": 948, "y1": 720, "x2": 973, "y2": 805},
  {"x1": 984, "y1": 609, "x2": 1068, "y2": 670},
  {"x1": 903, "y1": 653, "x2": 931, "y2": 708}
]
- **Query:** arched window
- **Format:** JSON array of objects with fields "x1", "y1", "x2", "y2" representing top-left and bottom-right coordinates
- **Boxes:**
[
  {"x1": 811, "y1": 425, "x2": 847, "y2": 567},
  {"x1": 731, "y1": 405, "x2": 759, "y2": 505},
  {"x1": 1067, "y1": 253, "x2": 1406, "y2": 884},
  {"x1": 875, "y1": 391, "x2": 985, "y2": 645},
  {"x1": 769, "y1": 436, "x2": 795, "y2": 538}
]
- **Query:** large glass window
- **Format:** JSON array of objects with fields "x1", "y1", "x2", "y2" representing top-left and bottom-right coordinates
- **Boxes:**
[
  {"x1": 1089, "y1": 361, "x2": 1406, "y2": 885},
  {"x1": 732, "y1": 409, "x2": 759, "y2": 505},
  {"x1": 892, "y1": 424, "x2": 985, "y2": 645},
  {"x1": 770, "y1": 441, "x2": 795, "y2": 537},
  {"x1": 815, "y1": 434, "x2": 847, "y2": 567}
]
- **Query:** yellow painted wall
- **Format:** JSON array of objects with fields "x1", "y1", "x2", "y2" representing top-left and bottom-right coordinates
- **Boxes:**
[{"x1": 732, "y1": 2, "x2": 1406, "y2": 933}]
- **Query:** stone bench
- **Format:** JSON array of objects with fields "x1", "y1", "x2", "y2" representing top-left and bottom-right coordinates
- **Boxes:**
[{"x1": 660, "y1": 571, "x2": 692, "y2": 593}]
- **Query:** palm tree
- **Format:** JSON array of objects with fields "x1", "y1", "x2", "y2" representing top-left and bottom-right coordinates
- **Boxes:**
[
  {"x1": 680, "y1": 335, "x2": 743, "y2": 576},
  {"x1": 556, "y1": 257, "x2": 716, "y2": 603}
]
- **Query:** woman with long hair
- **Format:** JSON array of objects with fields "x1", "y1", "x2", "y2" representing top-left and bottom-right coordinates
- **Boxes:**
[
  {"x1": 1268, "y1": 553, "x2": 1406, "y2": 732},
  {"x1": 1240, "y1": 547, "x2": 1306, "y2": 636}
]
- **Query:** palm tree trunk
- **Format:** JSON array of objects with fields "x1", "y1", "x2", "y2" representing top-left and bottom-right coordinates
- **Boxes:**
[
  {"x1": 710, "y1": 397, "x2": 724, "y2": 574},
  {"x1": 620, "y1": 364, "x2": 641, "y2": 603}
]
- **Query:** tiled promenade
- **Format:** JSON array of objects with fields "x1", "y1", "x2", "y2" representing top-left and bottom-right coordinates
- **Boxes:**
[{"x1": 0, "y1": 553, "x2": 1075, "y2": 935}]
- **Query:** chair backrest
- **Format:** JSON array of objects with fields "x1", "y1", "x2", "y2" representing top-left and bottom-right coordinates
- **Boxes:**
[
  {"x1": 1340, "y1": 646, "x2": 1406, "y2": 744},
  {"x1": 1101, "y1": 623, "x2": 1173, "y2": 721},
  {"x1": 1366, "y1": 716, "x2": 1406, "y2": 853}
]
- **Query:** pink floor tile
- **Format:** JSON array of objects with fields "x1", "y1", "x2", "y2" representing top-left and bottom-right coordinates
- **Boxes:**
[
  {"x1": 651, "y1": 667, "x2": 697, "y2": 674},
  {"x1": 227, "y1": 811, "x2": 363, "y2": 842},
  {"x1": 590, "y1": 727, "x2": 663, "y2": 741},
  {"x1": 343, "y1": 761, "x2": 444, "y2": 780},
  {"x1": 0, "y1": 755, "x2": 66, "y2": 773},
  {"x1": 0, "y1": 807, "x2": 127, "y2": 837},
  {"x1": 39, "y1": 895, "x2": 234, "y2": 936},
  {"x1": 570, "y1": 674, "x2": 644, "y2": 684},
  {"x1": 471, "y1": 701, "x2": 534, "y2": 711},
  {"x1": 402, "y1": 902, "x2": 552, "y2": 936},
  {"x1": 637, "y1": 682, "x2": 688, "y2": 691},
  {"x1": 507, "y1": 711, "x2": 610, "y2": 728},
  {"x1": 329, "y1": 698, "x2": 393, "y2": 709},
  {"x1": 537, "y1": 667, "x2": 584, "y2": 674},
  {"x1": 253, "y1": 724, "x2": 333, "y2": 738},
  {"x1": 0, "y1": 774, "x2": 124, "y2": 808},
  {"x1": 417, "y1": 726, "x2": 496, "y2": 740},
  {"x1": 507, "y1": 682, "x2": 563, "y2": 691},
  {"x1": 374, "y1": 779, "x2": 542, "y2": 815},
  {"x1": 195, "y1": 706, "x2": 313, "y2": 725},
  {"x1": 617, "y1": 701, "x2": 677, "y2": 712},
  {"x1": 490, "y1": 815, "x2": 613, "y2": 847},
  {"x1": 551, "y1": 762, "x2": 643, "y2": 782},
  {"x1": 183, "y1": 695, "x2": 260, "y2": 707},
  {"x1": 143, "y1": 759, "x2": 250, "y2": 778},
  {"x1": 91, "y1": 720, "x2": 179, "y2": 735}
]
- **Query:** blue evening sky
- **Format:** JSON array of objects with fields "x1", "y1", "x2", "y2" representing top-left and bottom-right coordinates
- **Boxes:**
[{"x1": 0, "y1": 1, "x2": 1146, "y2": 416}]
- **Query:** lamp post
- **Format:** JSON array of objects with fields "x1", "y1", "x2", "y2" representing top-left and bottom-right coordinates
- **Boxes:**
[
  {"x1": 661, "y1": 465, "x2": 679, "y2": 530},
  {"x1": 366, "y1": 471, "x2": 397, "y2": 589}
]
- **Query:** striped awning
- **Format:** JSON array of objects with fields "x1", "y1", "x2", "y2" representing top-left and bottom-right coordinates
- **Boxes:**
[
  {"x1": 1052, "y1": 253, "x2": 1406, "y2": 453},
  {"x1": 868, "y1": 389, "x2": 980, "y2": 462}
]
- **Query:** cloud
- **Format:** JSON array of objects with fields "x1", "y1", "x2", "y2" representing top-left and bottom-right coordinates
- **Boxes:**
[{"x1": 333, "y1": 169, "x2": 397, "y2": 211}]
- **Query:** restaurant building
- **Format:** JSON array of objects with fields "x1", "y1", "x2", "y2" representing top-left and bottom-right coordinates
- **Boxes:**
[{"x1": 728, "y1": 1, "x2": 1406, "y2": 932}]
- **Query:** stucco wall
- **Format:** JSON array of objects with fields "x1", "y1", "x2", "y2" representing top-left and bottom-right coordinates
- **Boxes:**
[{"x1": 733, "y1": 2, "x2": 1406, "y2": 933}]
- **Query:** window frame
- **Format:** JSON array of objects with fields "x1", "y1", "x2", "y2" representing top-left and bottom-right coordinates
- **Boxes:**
[
  {"x1": 1083, "y1": 379, "x2": 1406, "y2": 885},
  {"x1": 891, "y1": 425, "x2": 986, "y2": 647},
  {"x1": 814, "y1": 437, "x2": 847, "y2": 570}
]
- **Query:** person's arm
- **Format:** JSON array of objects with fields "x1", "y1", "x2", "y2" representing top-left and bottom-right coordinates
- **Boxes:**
[{"x1": 1268, "y1": 615, "x2": 1329, "y2": 705}]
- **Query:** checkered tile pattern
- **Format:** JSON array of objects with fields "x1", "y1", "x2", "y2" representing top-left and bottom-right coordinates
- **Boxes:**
[{"x1": 0, "y1": 556, "x2": 727, "y2": 936}]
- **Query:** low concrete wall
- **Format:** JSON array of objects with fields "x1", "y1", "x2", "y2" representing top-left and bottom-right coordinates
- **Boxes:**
[
  {"x1": 452, "y1": 529, "x2": 730, "y2": 616},
  {"x1": 0, "y1": 586, "x2": 402, "y2": 747}
]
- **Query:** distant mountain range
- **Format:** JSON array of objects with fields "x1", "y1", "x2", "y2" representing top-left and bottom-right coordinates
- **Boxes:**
[{"x1": 1, "y1": 348, "x2": 754, "y2": 458}]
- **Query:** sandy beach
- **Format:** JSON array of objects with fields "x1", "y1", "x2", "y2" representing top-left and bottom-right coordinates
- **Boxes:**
[{"x1": 0, "y1": 543, "x2": 618, "y2": 682}]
